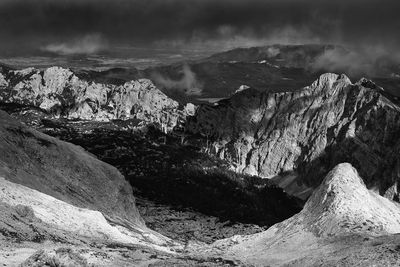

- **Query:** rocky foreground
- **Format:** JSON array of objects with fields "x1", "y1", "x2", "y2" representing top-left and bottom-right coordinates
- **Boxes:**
[
  {"x1": 2, "y1": 113, "x2": 400, "y2": 266},
  {"x1": 0, "y1": 110, "x2": 183, "y2": 265},
  {"x1": 2, "y1": 123, "x2": 400, "y2": 266},
  {"x1": 1, "y1": 109, "x2": 263, "y2": 266}
]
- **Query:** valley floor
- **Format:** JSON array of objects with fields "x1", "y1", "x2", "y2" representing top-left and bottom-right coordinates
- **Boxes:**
[
  {"x1": 0, "y1": 236, "x2": 242, "y2": 266},
  {"x1": 136, "y1": 197, "x2": 265, "y2": 244}
]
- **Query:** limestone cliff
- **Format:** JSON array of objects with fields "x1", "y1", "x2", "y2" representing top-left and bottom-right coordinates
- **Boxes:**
[
  {"x1": 0, "y1": 66, "x2": 186, "y2": 132},
  {"x1": 186, "y1": 73, "x2": 400, "y2": 200}
]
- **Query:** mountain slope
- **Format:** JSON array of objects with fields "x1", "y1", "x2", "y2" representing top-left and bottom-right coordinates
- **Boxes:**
[
  {"x1": 0, "y1": 110, "x2": 144, "y2": 228},
  {"x1": 0, "y1": 109, "x2": 188, "y2": 265},
  {"x1": 0, "y1": 176, "x2": 168, "y2": 246},
  {"x1": 200, "y1": 163, "x2": 400, "y2": 266},
  {"x1": 186, "y1": 73, "x2": 400, "y2": 200}
]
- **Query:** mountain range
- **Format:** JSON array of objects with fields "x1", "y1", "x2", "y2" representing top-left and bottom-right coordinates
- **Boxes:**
[{"x1": 1, "y1": 44, "x2": 400, "y2": 265}]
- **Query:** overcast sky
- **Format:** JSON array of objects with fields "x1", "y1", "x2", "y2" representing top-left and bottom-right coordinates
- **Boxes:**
[{"x1": 0, "y1": 0, "x2": 399, "y2": 56}]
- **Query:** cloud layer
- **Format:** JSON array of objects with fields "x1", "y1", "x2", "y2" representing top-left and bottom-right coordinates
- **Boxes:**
[
  {"x1": 0, "y1": 0, "x2": 399, "y2": 54},
  {"x1": 0, "y1": 0, "x2": 399, "y2": 85},
  {"x1": 41, "y1": 34, "x2": 107, "y2": 55},
  {"x1": 310, "y1": 46, "x2": 400, "y2": 77}
]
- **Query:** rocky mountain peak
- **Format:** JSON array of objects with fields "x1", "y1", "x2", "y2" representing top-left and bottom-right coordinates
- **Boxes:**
[
  {"x1": 304, "y1": 163, "x2": 400, "y2": 236},
  {"x1": 186, "y1": 72, "x2": 400, "y2": 201},
  {"x1": 203, "y1": 163, "x2": 400, "y2": 266},
  {"x1": 308, "y1": 73, "x2": 352, "y2": 91}
]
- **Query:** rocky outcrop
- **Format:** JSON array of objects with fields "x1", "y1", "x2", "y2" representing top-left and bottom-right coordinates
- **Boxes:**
[
  {"x1": 0, "y1": 66, "x2": 185, "y2": 132},
  {"x1": 186, "y1": 73, "x2": 400, "y2": 200},
  {"x1": 200, "y1": 163, "x2": 400, "y2": 266}
]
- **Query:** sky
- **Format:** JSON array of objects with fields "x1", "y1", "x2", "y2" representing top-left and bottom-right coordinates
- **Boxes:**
[{"x1": 0, "y1": 0, "x2": 399, "y2": 67}]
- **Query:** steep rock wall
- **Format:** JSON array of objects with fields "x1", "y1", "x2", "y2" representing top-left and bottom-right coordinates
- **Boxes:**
[{"x1": 186, "y1": 73, "x2": 400, "y2": 200}]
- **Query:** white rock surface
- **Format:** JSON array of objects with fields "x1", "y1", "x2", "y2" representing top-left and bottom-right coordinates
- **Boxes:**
[
  {"x1": 201, "y1": 163, "x2": 400, "y2": 266},
  {"x1": 0, "y1": 177, "x2": 142, "y2": 244},
  {"x1": 0, "y1": 66, "x2": 186, "y2": 131}
]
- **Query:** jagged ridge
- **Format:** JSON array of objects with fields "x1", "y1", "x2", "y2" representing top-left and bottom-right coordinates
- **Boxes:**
[
  {"x1": 186, "y1": 73, "x2": 400, "y2": 200},
  {"x1": 0, "y1": 66, "x2": 188, "y2": 132}
]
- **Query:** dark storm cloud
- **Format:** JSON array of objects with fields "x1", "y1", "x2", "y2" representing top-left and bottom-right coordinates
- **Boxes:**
[{"x1": 0, "y1": 0, "x2": 399, "y2": 55}]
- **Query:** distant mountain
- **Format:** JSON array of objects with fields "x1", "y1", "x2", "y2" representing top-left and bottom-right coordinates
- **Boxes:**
[
  {"x1": 144, "y1": 60, "x2": 317, "y2": 103},
  {"x1": 0, "y1": 66, "x2": 191, "y2": 132},
  {"x1": 205, "y1": 44, "x2": 340, "y2": 68},
  {"x1": 143, "y1": 44, "x2": 400, "y2": 103},
  {"x1": 3, "y1": 44, "x2": 398, "y2": 106},
  {"x1": 186, "y1": 73, "x2": 400, "y2": 201}
]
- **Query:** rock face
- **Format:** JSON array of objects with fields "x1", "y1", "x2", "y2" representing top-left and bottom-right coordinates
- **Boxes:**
[
  {"x1": 0, "y1": 66, "x2": 183, "y2": 132},
  {"x1": 202, "y1": 163, "x2": 400, "y2": 266},
  {"x1": 186, "y1": 73, "x2": 400, "y2": 200}
]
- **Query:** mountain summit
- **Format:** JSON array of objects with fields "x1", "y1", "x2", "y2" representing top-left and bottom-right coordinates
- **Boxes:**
[
  {"x1": 201, "y1": 163, "x2": 400, "y2": 266},
  {"x1": 186, "y1": 73, "x2": 400, "y2": 200}
]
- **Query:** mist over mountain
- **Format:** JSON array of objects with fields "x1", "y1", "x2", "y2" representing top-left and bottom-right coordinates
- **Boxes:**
[{"x1": 41, "y1": 34, "x2": 108, "y2": 56}]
